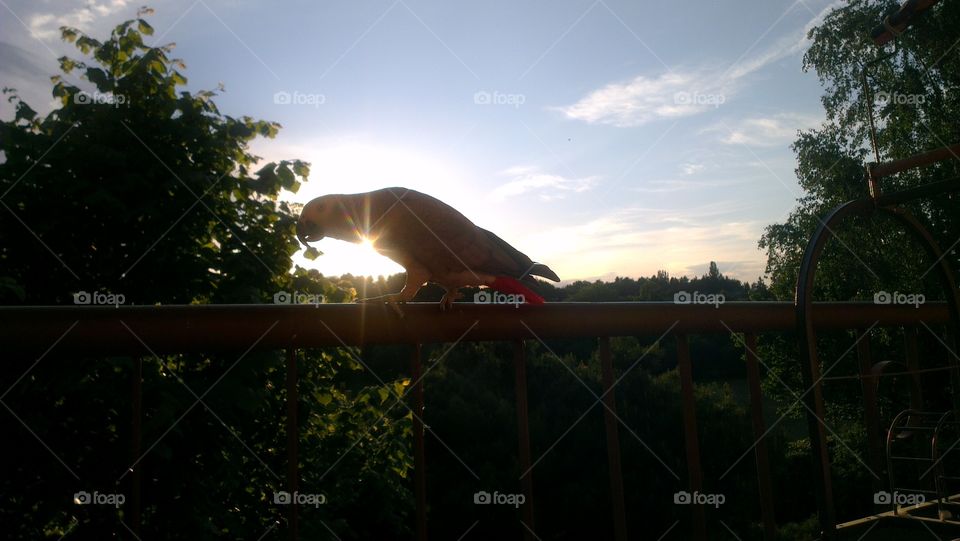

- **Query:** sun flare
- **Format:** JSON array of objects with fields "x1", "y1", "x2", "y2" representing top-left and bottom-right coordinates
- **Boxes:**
[{"x1": 291, "y1": 234, "x2": 404, "y2": 278}]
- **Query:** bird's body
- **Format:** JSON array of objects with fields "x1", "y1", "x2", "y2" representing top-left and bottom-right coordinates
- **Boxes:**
[{"x1": 296, "y1": 187, "x2": 559, "y2": 308}]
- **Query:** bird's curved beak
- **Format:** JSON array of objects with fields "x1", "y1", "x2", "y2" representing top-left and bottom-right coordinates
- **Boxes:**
[{"x1": 296, "y1": 219, "x2": 324, "y2": 246}]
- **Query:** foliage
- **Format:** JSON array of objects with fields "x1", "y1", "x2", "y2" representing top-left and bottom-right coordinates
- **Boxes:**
[
  {"x1": 0, "y1": 10, "x2": 411, "y2": 539},
  {"x1": 0, "y1": 7, "x2": 307, "y2": 305},
  {"x1": 760, "y1": 0, "x2": 960, "y2": 302},
  {"x1": 756, "y1": 1, "x2": 960, "y2": 536}
]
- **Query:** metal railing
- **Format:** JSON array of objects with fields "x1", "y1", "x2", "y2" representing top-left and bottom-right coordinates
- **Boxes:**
[{"x1": 1, "y1": 301, "x2": 953, "y2": 540}]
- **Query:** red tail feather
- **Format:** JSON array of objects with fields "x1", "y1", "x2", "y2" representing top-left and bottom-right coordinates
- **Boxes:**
[{"x1": 489, "y1": 277, "x2": 545, "y2": 305}]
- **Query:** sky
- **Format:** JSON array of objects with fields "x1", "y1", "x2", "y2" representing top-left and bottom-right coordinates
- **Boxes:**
[{"x1": 0, "y1": 0, "x2": 844, "y2": 283}]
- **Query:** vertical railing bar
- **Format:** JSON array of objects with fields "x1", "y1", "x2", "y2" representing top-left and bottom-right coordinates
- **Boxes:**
[
  {"x1": 808, "y1": 343, "x2": 837, "y2": 536},
  {"x1": 513, "y1": 340, "x2": 535, "y2": 538},
  {"x1": 410, "y1": 343, "x2": 428, "y2": 541},
  {"x1": 743, "y1": 333, "x2": 776, "y2": 540},
  {"x1": 904, "y1": 327, "x2": 924, "y2": 410},
  {"x1": 855, "y1": 329, "x2": 883, "y2": 495},
  {"x1": 675, "y1": 333, "x2": 706, "y2": 540},
  {"x1": 286, "y1": 348, "x2": 299, "y2": 541},
  {"x1": 130, "y1": 356, "x2": 142, "y2": 537},
  {"x1": 599, "y1": 337, "x2": 627, "y2": 541}
]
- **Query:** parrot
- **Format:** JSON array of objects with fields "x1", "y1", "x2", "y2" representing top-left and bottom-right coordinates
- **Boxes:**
[{"x1": 296, "y1": 187, "x2": 560, "y2": 309}]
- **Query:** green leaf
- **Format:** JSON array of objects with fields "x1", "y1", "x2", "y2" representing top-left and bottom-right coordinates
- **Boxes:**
[
  {"x1": 76, "y1": 36, "x2": 102, "y2": 55},
  {"x1": 303, "y1": 247, "x2": 322, "y2": 260},
  {"x1": 137, "y1": 19, "x2": 155, "y2": 36},
  {"x1": 15, "y1": 101, "x2": 37, "y2": 123},
  {"x1": 58, "y1": 57, "x2": 77, "y2": 74},
  {"x1": 85, "y1": 67, "x2": 109, "y2": 90},
  {"x1": 60, "y1": 27, "x2": 79, "y2": 43},
  {"x1": 277, "y1": 165, "x2": 296, "y2": 190},
  {"x1": 148, "y1": 59, "x2": 165, "y2": 76},
  {"x1": 292, "y1": 161, "x2": 310, "y2": 178}
]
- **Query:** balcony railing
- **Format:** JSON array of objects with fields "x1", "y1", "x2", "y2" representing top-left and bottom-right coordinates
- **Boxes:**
[{"x1": 1, "y1": 301, "x2": 954, "y2": 540}]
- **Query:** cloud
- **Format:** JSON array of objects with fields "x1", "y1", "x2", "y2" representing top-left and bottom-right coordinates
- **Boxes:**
[
  {"x1": 555, "y1": 0, "x2": 845, "y2": 128},
  {"x1": 554, "y1": 69, "x2": 730, "y2": 128},
  {"x1": 28, "y1": 0, "x2": 131, "y2": 40},
  {"x1": 680, "y1": 162, "x2": 705, "y2": 176},
  {"x1": 0, "y1": 42, "x2": 52, "y2": 79},
  {"x1": 630, "y1": 177, "x2": 752, "y2": 194},
  {"x1": 521, "y1": 203, "x2": 766, "y2": 280},
  {"x1": 492, "y1": 166, "x2": 598, "y2": 200},
  {"x1": 711, "y1": 112, "x2": 822, "y2": 147},
  {"x1": 725, "y1": 0, "x2": 844, "y2": 81}
]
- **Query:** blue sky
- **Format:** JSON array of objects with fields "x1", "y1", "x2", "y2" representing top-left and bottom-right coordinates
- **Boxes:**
[{"x1": 0, "y1": 0, "x2": 844, "y2": 282}]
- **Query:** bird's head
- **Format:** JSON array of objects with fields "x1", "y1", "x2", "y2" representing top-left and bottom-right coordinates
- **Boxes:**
[
  {"x1": 296, "y1": 195, "x2": 334, "y2": 246},
  {"x1": 296, "y1": 194, "x2": 363, "y2": 247}
]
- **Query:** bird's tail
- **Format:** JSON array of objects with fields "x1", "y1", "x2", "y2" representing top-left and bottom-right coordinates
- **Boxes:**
[{"x1": 489, "y1": 276, "x2": 545, "y2": 305}]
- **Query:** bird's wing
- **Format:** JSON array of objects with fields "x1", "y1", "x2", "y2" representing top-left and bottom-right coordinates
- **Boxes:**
[
  {"x1": 477, "y1": 228, "x2": 560, "y2": 282},
  {"x1": 365, "y1": 188, "x2": 559, "y2": 284},
  {"x1": 365, "y1": 188, "x2": 481, "y2": 270}
]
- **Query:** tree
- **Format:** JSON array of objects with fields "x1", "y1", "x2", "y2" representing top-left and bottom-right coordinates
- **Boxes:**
[
  {"x1": 0, "y1": 8, "x2": 308, "y2": 305},
  {"x1": 1, "y1": 9, "x2": 413, "y2": 539},
  {"x1": 756, "y1": 0, "x2": 960, "y2": 528},
  {"x1": 760, "y1": 0, "x2": 960, "y2": 302}
]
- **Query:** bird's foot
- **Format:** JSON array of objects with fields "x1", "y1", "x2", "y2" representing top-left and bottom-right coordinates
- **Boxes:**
[{"x1": 439, "y1": 291, "x2": 462, "y2": 311}]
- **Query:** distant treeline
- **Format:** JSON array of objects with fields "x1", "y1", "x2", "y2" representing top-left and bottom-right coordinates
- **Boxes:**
[{"x1": 330, "y1": 261, "x2": 776, "y2": 304}]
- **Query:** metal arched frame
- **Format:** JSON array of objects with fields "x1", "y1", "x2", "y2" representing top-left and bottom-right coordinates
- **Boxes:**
[{"x1": 794, "y1": 198, "x2": 960, "y2": 539}]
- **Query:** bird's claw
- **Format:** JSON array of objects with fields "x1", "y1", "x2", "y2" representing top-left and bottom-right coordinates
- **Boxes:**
[{"x1": 439, "y1": 292, "x2": 461, "y2": 312}]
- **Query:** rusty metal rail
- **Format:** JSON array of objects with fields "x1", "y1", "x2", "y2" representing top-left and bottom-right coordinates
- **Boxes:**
[
  {"x1": 1, "y1": 302, "x2": 948, "y2": 355},
  {"x1": 1, "y1": 301, "x2": 952, "y2": 540}
]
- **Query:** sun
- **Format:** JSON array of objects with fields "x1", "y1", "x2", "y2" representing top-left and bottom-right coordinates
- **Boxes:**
[{"x1": 291, "y1": 235, "x2": 404, "y2": 278}]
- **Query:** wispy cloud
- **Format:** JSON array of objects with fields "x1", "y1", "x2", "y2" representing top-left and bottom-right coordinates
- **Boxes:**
[
  {"x1": 709, "y1": 112, "x2": 822, "y2": 147},
  {"x1": 492, "y1": 166, "x2": 598, "y2": 200},
  {"x1": 680, "y1": 162, "x2": 705, "y2": 176},
  {"x1": 521, "y1": 203, "x2": 765, "y2": 280},
  {"x1": 630, "y1": 177, "x2": 752, "y2": 194},
  {"x1": 555, "y1": 0, "x2": 844, "y2": 128},
  {"x1": 554, "y1": 69, "x2": 730, "y2": 128},
  {"x1": 0, "y1": 42, "x2": 51, "y2": 79},
  {"x1": 28, "y1": 0, "x2": 131, "y2": 40}
]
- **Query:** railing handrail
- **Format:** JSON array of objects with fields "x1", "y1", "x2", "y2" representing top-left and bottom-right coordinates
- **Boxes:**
[{"x1": 2, "y1": 301, "x2": 949, "y2": 355}]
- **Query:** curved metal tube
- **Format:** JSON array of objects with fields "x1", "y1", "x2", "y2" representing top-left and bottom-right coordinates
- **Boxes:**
[{"x1": 795, "y1": 199, "x2": 960, "y2": 537}]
